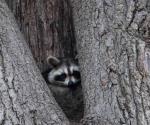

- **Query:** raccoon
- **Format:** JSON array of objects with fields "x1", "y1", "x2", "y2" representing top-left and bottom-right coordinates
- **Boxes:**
[
  {"x1": 44, "y1": 56, "x2": 81, "y2": 87},
  {"x1": 42, "y1": 56, "x2": 83, "y2": 121}
]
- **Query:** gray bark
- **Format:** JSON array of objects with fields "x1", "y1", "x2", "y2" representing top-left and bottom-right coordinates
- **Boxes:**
[
  {"x1": 0, "y1": 1, "x2": 69, "y2": 125},
  {"x1": 70, "y1": 0, "x2": 150, "y2": 125},
  {"x1": 5, "y1": 0, "x2": 77, "y2": 72}
]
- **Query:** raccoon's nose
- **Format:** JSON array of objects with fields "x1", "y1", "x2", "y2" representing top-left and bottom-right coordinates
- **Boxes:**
[{"x1": 68, "y1": 81, "x2": 74, "y2": 86}]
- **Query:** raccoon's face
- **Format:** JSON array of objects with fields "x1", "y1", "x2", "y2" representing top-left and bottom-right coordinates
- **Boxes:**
[{"x1": 47, "y1": 56, "x2": 81, "y2": 87}]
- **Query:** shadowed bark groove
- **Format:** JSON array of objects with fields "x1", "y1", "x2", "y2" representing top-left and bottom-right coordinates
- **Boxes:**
[
  {"x1": 0, "y1": 1, "x2": 69, "y2": 125},
  {"x1": 70, "y1": 0, "x2": 150, "y2": 125}
]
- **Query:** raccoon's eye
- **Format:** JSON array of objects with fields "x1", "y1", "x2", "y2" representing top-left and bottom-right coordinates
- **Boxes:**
[
  {"x1": 72, "y1": 71, "x2": 81, "y2": 79},
  {"x1": 54, "y1": 73, "x2": 66, "y2": 81}
]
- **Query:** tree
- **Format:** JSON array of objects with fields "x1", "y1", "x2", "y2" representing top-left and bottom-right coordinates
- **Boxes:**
[
  {"x1": 70, "y1": 0, "x2": 150, "y2": 125},
  {"x1": 2, "y1": 0, "x2": 150, "y2": 124},
  {"x1": 5, "y1": 0, "x2": 77, "y2": 72},
  {"x1": 0, "y1": 1, "x2": 69, "y2": 124}
]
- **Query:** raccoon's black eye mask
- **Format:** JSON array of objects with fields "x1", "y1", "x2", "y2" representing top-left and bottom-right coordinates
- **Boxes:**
[
  {"x1": 54, "y1": 73, "x2": 66, "y2": 81},
  {"x1": 72, "y1": 71, "x2": 81, "y2": 79}
]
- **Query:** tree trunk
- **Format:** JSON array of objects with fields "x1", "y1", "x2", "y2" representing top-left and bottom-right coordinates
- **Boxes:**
[
  {"x1": 5, "y1": 0, "x2": 77, "y2": 72},
  {"x1": 71, "y1": 0, "x2": 150, "y2": 125},
  {"x1": 0, "y1": 1, "x2": 69, "y2": 124}
]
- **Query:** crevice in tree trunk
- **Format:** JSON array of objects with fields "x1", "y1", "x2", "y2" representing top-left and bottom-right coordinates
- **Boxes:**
[
  {"x1": 5, "y1": 0, "x2": 84, "y2": 123},
  {"x1": 42, "y1": 66, "x2": 84, "y2": 124}
]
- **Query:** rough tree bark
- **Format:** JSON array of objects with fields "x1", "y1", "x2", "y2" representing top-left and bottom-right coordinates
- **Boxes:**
[
  {"x1": 5, "y1": 0, "x2": 77, "y2": 72},
  {"x1": 71, "y1": 0, "x2": 150, "y2": 125},
  {"x1": 0, "y1": 1, "x2": 69, "y2": 124}
]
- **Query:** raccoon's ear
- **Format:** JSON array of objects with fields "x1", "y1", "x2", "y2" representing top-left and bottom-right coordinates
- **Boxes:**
[{"x1": 47, "y1": 56, "x2": 60, "y2": 67}]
